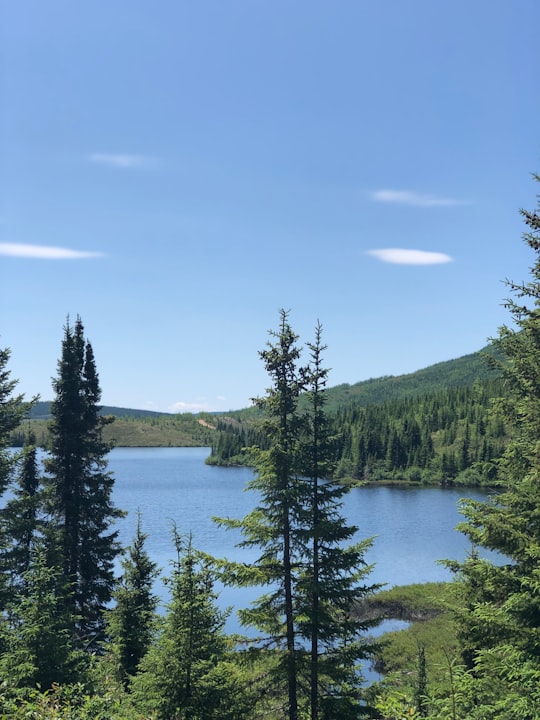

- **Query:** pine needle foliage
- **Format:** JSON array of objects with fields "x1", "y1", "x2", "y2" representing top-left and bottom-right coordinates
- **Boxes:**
[
  {"x1": 0, "y1": 431, "x2": 44, "y2": 596},
  {"x1": 0, "y1": 347, "x2": 35, "y2": 611},
  {"x1": 215, "y1": 311, "x2": 376, "y2": 720},
  {"x1": 297, "y1": 321, "x2": 378, "y2": 719},
  {"x1": 43, "y1": 317, "x2": 124, "y2": 649},
  {"x1": 449, "y1": 175, "x2": 540, "y2": 717},
  {"x1": 132, "y1": 530, "x2": 247, "y2": 719},
  {"x1": 0, "y1": 540, "x2": 83, "y2": 690},
  {"x1": 106, "y1": 512, "x2": 159, "y2": 687}
]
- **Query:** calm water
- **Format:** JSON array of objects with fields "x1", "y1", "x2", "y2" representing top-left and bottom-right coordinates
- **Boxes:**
[
  {"x1": 109, "y1": 446, "x2": 490, "y2": 601},
  {"x1": 109, "y1": 446, "x2": 494, "y2": 682},
  {"x1": 7, "y1": 445, "x2": 490, "y2": 682}
]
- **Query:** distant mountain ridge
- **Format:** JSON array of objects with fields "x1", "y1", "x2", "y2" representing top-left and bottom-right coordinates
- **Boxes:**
[
  {"x1": 30, "y1": 402, "x2": 172, "y2": 421},
  {"x1": 30, "y1": 343, "x2": 499, "y2": 421}
]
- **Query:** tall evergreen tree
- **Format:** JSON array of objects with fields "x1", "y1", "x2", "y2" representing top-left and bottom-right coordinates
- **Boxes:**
[
  {"x1": 1, "y1": 431, "x2": 43, "y2": 594},
  {"x1": 44, "y1": 317, "x2": 124, "y2": 649},
  {"x1": 0, "y1": 540, "x2": 82, "y2": 690},
  {"x1": 132, "y1": 531, "x2": 246, "y2": 720},
  {"x1": 217, "y1": 310, "x2": 305, "y2": 720},
  {"x1": 0, "y1": 347, "x2": 34, "y2": 610},
  {"x1": 107, "y1": 512, "x2": 159, "y2": 688},
  {"x1": 297, "y1": 322, "x2": 376, "y2": 720},
  {"x1": 217, "y1": 312, "x2": 375, "y2": 719},
  {"x1": 450, "y1": 175, "x2": 540, "y2": 716},
  {"x1": 0, "y1": 347, "x2": 33, "y2": 492}
]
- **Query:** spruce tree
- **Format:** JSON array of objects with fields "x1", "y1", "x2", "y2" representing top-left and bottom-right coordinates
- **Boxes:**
[
  {"x1": 0, "y1": 347, "x2": 33, "y2": 489},
  {"x1": 450, "y1": 175, "x2": 540, "y2": 716},
  {"x1": 217, "y1": 310, "x2": 304, "y2": 720},
  {"x1": 216, "y1": 312, "x2": 376, "y2": 719},
  {"x1": 0, "y1": 540, "x2": 82, "y2": 690},
  {"x1": 1, "y1": 431, "x2": 43, "y2": 594},
  {"x1": 44, "y1": 317, "x2": 123, "y2": 649},
  {"x1": 297, "y1": 322, "x2": 376, "y2": 720},
  {"x1": 132, "y1": 531, "x2": 245, "y2": 720},
  {"x1": 107, "y1": 512, "x2": 159, "y2": 687},
  {"x1": 0, "y1": 347, "x2": 34, "y2": 610}
]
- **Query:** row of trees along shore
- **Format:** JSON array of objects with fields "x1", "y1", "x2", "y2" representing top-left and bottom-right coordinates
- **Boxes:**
[
  {"x1": 209, "y1": 375, "x2": 508, "y2": 486},
  {"x1": 0, "y1": 175, "x2": 539, "y2": 717}
]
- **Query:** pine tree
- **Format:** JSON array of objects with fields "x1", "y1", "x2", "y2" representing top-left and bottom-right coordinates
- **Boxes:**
[
  {"x1": 216, "y1": 310, "x2": 305, "y2": 720},
  {"x1": 107, "y1": 512, "x2": 159, "y2": 687},
  {"x1": 297, "y1": 322, "x2": 377, "y2": 720},
  {"x1": 1, "y1": 430, "x2": 43, "y2": 594},
  {"x1": 0, "y1": 540, "x2": 82, "y2": 690},
  {"x1": 44, "y1": 317, "x2": 124, "y2": 649},
  {"x1": 0, "y1": 347, "x2": 34, "y2": 610},
  {"x1": 0, "y1": 347, "x2": 33, "y2": 492},
  {"x1": 216, "y1": 313, "x2": 376, "y2": 719},
  {"x1": 450, "y1": 175, "x2": 540, "y2": 715},
  {"x1": 132, "y1": 531, "x2": 245, "y2": 719}
]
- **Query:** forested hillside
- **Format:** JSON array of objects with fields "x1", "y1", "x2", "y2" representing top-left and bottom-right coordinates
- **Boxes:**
[
  {"x1": 332, "y1": 377, "x2": 507, "y2": 484},
  {"x1": 310, "y1": 343, "x2": 500, "y2": 413},
  {"x1": 11, "y1": 410, "x2": 218, "y2": 448},
  {"x1": 13, "y1": 345, "x2": 508, "y2": 486},
  {"x1": 208, "y1": 348, "x2": 508, "y2": 486}
]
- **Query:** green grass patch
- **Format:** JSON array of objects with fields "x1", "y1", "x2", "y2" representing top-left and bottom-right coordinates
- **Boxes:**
[
  {"x1": 12, "y1": 414, "x2": 217, "y2": 449},
  {"x1": 361, "y1": 582, "x2": 461, "y2": 693}
]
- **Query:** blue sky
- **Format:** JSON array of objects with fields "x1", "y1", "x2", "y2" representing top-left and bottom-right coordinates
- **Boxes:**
[{"x1": 2, "y1": 1, "x2": 539, "y2": 413}]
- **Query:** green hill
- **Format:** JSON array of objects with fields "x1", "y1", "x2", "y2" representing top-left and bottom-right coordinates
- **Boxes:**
[
  {"x1": 208, "y1": 344, "x2": 508, "y2": 486},
  {"x1": 12, "y1": 410, "x2": 217, "y2": 449},
  {"x1": 220, "y1": 344, "x2": 501, "y2": 423},
  {"x1": 321, "y1": 344, "x2": 500, "y2": 413},
  {"x1": 14, "y1": 345, "x2": 507, "y2": 487},
  {"x1": 29, "y1": 401, "x2": 171, "y2": 421},
  {"x1": 27, "y1": 344, "x2": 500, "y2": 425}
]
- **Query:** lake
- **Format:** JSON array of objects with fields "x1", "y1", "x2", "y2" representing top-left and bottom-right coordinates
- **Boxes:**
[
  {"x1": 5, "y1": 444, "x2": 490, "y2": 683},
  {"x1": 109, "y1": 446, "x2": 490, "y2": 611}
]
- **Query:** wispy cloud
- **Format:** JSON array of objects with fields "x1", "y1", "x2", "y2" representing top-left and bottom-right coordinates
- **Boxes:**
[
  {"x1": 371, "y1": 189, "x2": 463, "y2": 207},
  {"x1": 0, "y1": 243, "x2": 103, "y2": 259},
  {"x1": 367, "y1": 248, "x2": 453, "y2": 265},
  {"x1": 169, "y1": 400, "x2": 211, "y2": 414},
  {"x1": 89, "y1": 153, "x2": 155, "y2": 169}
]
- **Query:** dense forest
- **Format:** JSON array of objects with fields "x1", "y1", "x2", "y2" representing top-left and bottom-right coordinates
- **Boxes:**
[
  {"x1": 1, "y1": 179, "x2": 540, "y2": 717},
  {"x1": 12, "y1": 346, "x2": 511, "y2": 488},
  {"x1": 207, "y1": 373, "x2": 509, "y2": 487}
]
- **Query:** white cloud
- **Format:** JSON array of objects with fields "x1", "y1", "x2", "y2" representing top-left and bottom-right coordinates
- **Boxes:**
[
  {"x1": 89, "y1": 153, "x2": 154, "y2": 169},
  {"x1": 0, "y1": 243, "x2": 103, "y2": 259},
  {"x1": 371, "y1": 189, "x2": 462, "y2": 207},
  {"x1": 367, "y1": 248, "x2": 453, "y2": 265},
  {"x1": 169, "y1": 400, "x2": 211, "y2": 414}
]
